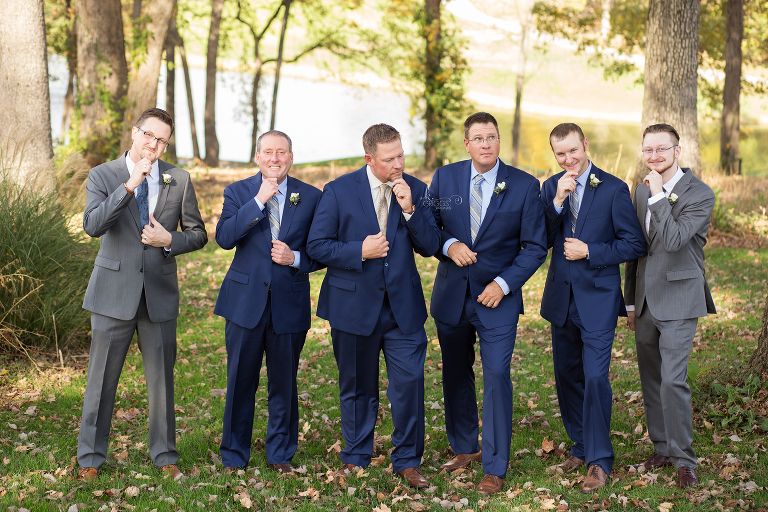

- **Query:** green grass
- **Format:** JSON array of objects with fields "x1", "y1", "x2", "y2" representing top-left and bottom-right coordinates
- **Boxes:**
[{"x1": 1, "y1": 204, "x2": 766, "y2": 511}]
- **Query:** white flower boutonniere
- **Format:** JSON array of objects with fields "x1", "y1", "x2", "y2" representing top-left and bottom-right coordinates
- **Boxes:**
[
  {"x1": 668, "y1": 193, "x2": 678, "y2": 205},
  {"x1": 162, "y1": 174, "x2": 172, "y2": 187},
  {"x1": 588, "y1": 174, "x2": 602, "y2": 191},
  {"x1": 289, "y1": 192, "x2": 300, "y2": 207},
  {"x1": 493, "y1": 182, "x2": 507, "y2": 197}
]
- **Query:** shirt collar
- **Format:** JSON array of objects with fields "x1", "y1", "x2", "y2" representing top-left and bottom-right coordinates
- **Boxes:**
[
  {"x1": 366, "y1": 165, "x2": 393, "y2": 190},
  {"x1": 663, "y1": 166, "x2": 685, "y2": 195},
  {"x1": 277, "y1": 177, "x2": 288, "y2": 197},
  {"x1": 470, "y1": 158, "x2": 500, "y2": 184},
  {"x1": 125, "y1": 151, "x2": 159, "y2": 180},
  {"x1": 574, "y1": 161, "x2": 593, "y2": 189}
]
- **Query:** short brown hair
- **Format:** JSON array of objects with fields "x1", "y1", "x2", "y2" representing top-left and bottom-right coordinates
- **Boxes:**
[
  {"x1": 642, "y1": 123, "x2": 680, "y2": 144},
  {"x1": 135, "y1": 108, "x2": 174, "y2": 136},
  {"x1": 464, "y1": 112, "x2": 499, "y2": 139},
  {"x1": 549, "y1": 123, "x2": 585, "y2": 146},
  {"x1": 363, "y1": 124, "x2": 401, "y2": 156}
]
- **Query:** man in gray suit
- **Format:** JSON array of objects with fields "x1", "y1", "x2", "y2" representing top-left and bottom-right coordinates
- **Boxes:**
[
  {"x1": 77, "y1": 108, "x2": 207, "y2": 481},
  {"x1": 624, "y1": 123, "x2": 716, "y2": 489}
]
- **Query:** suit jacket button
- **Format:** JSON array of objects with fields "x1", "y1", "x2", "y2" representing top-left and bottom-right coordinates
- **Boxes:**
[
  {"x1": 649, "y1": 252, "x2": 653, "y2": 256},
  {"x1": 140, "y1": 268, "x2": 143, "y2": 273},
  {"x1": 144, "y1": 245, "x2": 148, "y2": 250},
  {"x1": 264, "y1": 282, "x2": 268, "y2": 286},
  {"x1": 385, "y1": 263, "x2": 388, "y2": 267},
  {"x1": 379, "y1": 287, "x2": 384, "y2": 291},
  {"x1": 565, "y1": 280, "x2": 569, "y2": 285},
  {"x1": 462, "y1": 276, "x2": 467, "y2": 280}
]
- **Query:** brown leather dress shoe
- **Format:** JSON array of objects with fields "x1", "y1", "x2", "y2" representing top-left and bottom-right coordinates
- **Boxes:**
[
  {"x1": 161, "y1": 464, "x2": 183, "y2": 480},
  {"x1": 558, "y1": 455, "x2": 585, "y2": 473},
  {"x1": 477, "y1": 474, "x2": 504, "y2": 495},
  {"x1": 396, "y1": 467, "x2": 430, "y2": 489},
  {"x1": 626, "y1": 452, "x2": 673, "y2": 471},
  {"x1": 335, "y1": 463, "x2": 359, "y2": 477},
  {"x1": 439, "y1": 451, "x2": 482, "y2": 473},
  {"x1": 223, "y1": 466, "x2": 242, "y2": 475},
  {"x1": 580, "y1": 465, "x2": 608, "y2": 493},
  {"x1": 678, "y1": 466, "x2": 699, "y2": 488},
  {"x1": 75, "y1": 467, "x2": 97, "y2": 481},
  {"x1": 268, "y1": 462, "x2": 296, "y2": 474}
]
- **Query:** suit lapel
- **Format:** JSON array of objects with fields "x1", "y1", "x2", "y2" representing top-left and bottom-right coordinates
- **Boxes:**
[
  {"x1": 474, "y1": 162, "x2": 509, "y2": 243},
  {"x1": 638, "y1": 184, "x2": 651, "y2": 243},
  {"x1": 356, "y1": 167, "x2": 383, "y2": 235},
  {"x1": 458, "y1": 161, "x2": 472, "y2": 242},
  {"x1": 385, "y1": 185, "x2": 402, "y2": 248},
  {"x1": 669, "y1": 168, "x2": 693, "y2": 203},
  {"x1": 152, "y1": 161, "x2": 171, "y2": 219},
  {"x1": 574, "y1": 167, "x2": 597, "y2": 239},
  {"x1": 250, "y1": 173, "x2": 273, "y2": 246},
  {"x1": 278, "y1": 177, "x2": 299, "y2": 240}
]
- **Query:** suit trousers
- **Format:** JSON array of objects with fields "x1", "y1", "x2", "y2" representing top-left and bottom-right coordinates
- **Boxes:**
[
  {"x1": 551, "y1": 291, "x2": 615, "y2": 475},
  {"x1": 78, "y1": 290, "x2": 178, "y2": 469},
  {"x1": 220, "y1": 298, "x2": 306, "y2": 467},
  {"x1": 635, "y1": 304, "x2": 698, "y2": 469},
  {"x1": 436, "y1": 291, "x2": 518, "y2": 478},
  {"x1": 331, "y1": 297, "x2": 427, "y2": 472}
]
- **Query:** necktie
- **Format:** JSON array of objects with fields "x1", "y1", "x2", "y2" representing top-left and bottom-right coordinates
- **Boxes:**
[
  {"x1": 135, "y1": 180, "x2": 150, "y2": 230},
  {"x1": 569, "y1": 185, "x2": 579, "y2": 236},
  {"x1": 376, "y1": 183, "x2": 390, "y2": 234},
  {"x1": 267, "y1": 195, "x2": 280, "y2": 240},
  {"x1": 470, "y1": 174, "x2": 484, "y2": 244}
]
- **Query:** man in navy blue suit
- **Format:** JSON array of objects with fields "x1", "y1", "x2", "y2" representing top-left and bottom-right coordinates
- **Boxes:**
[
  {"x1": 429, "y1": 112, "x2": 547, "y2": 495},
  {"x1": 307, "y1": 124, "x2": 441, "y2": 488},
  {"x1": 214, "y1": 130, "x2": 323, "y2": 474},
  {"x1": 540, "y1": 123, "x2": 645, "y2": 492}
]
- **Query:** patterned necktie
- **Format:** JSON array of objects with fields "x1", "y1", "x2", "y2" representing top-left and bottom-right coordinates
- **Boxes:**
[
  {"x1": 267, "y1": 195, "x2": 280, "y2": 240},
  {"x1": 470, "y1": 174, "x2": 484, "y2": 244},
  {"x1": 569, "y1": 185, "x2": 579, "y2": 236},
  {"x1": 376, "y1": 183, "x2": 390, "y2": 234},
  {"x1": 135, "y1": 180, "x2": 150, "y2": 230}
]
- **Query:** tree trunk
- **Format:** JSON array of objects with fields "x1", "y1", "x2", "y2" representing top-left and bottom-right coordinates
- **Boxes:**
[
  {"x1": 0, "y1": 0, "x2": 54, "y2": 186},
  {"x1": 511, "y1": 20, "x2": 528, "y2": 168},
  {"x1": 204, "y1": 0, "x2": 225, "y2": 167},
  {"x1": 250, "y1": 62, "x2": 264, "y2": 163},
  {"x1": 720, "y1": 0, "x2": 743, "y2": 176},
  {"x1": 61, "y1": 0, "x2": 77, "y2": 141},
  {"x1": 120, "y1": 0, "x2": 175, "y2": 149},
  {"x1": 270, "y1": 0, "x2": 292, "y2": 131},
  {"x1": 76, "y1": 0, "x2": 128, "y2": 168},
  {"x1": 633, "y1": 0, "x2": 700, "y2": 190},
  {"x1": 601, "y1": 0, "x2": 611, "y2": 45},
  {"x1": 165, "y1": 7, "x2": 177, "y2": 161},
  {"x1": 423, "y1": 0, "x2": 441, "y2": 170},
  {"x1": 177, "y1": 31, "x2": 200, "y2": 160},
  {"x1": 748, "y1": 291, "x2": 768, "y2": 379},
  {"x1": 133, "y1": 0, "x2": 142, "y2": 20}
]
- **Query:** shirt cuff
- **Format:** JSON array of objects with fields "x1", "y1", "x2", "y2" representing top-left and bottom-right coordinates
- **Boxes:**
[
  {"x1": 254, "y1": 197, "x2": 265, "y2": 210},
  {"x1": 402, "y1": 211, "x2": 413, "y2": 222},
  {"x1": 626, "y1": 305, "x2": 635, "y2": 312},
  {"x1": 494, "y1": 277, "x2": 510, "y2": 295},
  {"x1": 289, "y1": 251, "x2": 300, "y2": 269},
  {"x1": 647, "y1": 192, "x2": 666, "y2": 205},
  {"x1": 553, "y1": 201, "x2": 564, "y2": 214},
  {"x1": 442, "y1": 238, "x2": 459, "y2": 256}
]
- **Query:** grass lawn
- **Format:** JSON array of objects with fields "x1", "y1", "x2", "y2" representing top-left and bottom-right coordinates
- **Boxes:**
[{"x1": 0, "y1": 169, "x2": 766, "y2": 512}]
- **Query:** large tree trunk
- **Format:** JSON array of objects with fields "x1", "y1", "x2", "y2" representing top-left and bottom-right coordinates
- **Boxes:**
[
  {"x1": 76, "y1": 0, "x2": 128, "y2": 168},
  {"x1": 165, "y1": 7, "x2": 177, "y2": 161},
  {"x1": 0, "y1": 0, "x2": 54, "y2": 186},
  {"x1": 204, "y1": 0, "x2": 225, "y2": 167},
  {"x1": 748, "y1": 291, "x2": 768, "y2": 379},
  {"x1": 269, "y1": 0, "x2": 292, "y2": 131},
  {"x1": 120, "y1": 0, "x2": 175, "y2": 149},
  {"x1": 633, "y1": 0, "x2": 700, "y2": 190},
  {"x1": 720, "y1": 0, "x2": 743, "y2": 176},
  {"x1": 177, "y1": 31, "x2": 200, "y2": 160},
  {"x1": 423, "y1": 0, "x2": 441, "y2": 170}
]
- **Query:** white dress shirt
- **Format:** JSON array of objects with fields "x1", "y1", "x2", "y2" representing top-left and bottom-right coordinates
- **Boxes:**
[
  {"x1": 365, "y1": 165, "x2": 413, "y2": 222},
  {"x1": 125, "y1": 152, "x2": 160, "y2": 214},
  {"x1": 553, "y1": 161, "x2": 592, "y2": 214},
  {"x1": 254, "y1": 178, "x2": 300, "y2": 269},
  {"x1": 442, "y1": 158, "x2": 510, "y2": 295}
]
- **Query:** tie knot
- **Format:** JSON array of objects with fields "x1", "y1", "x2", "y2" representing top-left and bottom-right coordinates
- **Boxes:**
[{"x1": 473, "y1": 174, "x2": 484, "y2": 186}]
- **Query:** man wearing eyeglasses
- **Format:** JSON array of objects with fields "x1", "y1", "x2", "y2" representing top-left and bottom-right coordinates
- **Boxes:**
[
  {"x1": 624, "y1": 123, "x2": 716, "y2": 489},
  {"x1": 539, "y1": 123, "x2": 645, "y2": 492},
  {"x1": 428, "y1": 112, "x2": 547, "y2": 495},
  {"x1": 77, "y1": 108, "x2": 207, "y2": 481}
]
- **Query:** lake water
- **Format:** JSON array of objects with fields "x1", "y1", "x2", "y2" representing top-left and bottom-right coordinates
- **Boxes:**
[{"x1": 48, "y1": 56, "x2": 768, "y2": 175}]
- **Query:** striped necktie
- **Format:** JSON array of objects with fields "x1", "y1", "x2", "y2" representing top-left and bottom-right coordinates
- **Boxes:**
[
  {"x1": 267, "y1": 195, "x2": 280, "y2": 240},
  {"x1": 470, "y1": 174, "x2": 484, "y2": 244},
  {"x1": 569, "y1": 185, "x2": 579, "y2": 236},
  {"x1": 376, "y1": 183, "x2": 390, "y2": 234}
]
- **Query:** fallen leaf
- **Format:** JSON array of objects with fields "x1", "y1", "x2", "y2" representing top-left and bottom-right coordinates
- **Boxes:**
[
  {"x1": 541, "y1": 438, "x2": 554, "y2": 453},
  {"x1": 25, "y1": 406, "x2": 37, "y2": 416},
  {"x1": 327, "y1": 440, "x2": 342, "y2": 453},
  {"x1": 658, "y1": 502, "x2": 673, "y2": 512},
  {"x1": 210, "y1": 388, "x2": 227, "y2": 397},
  {"x1": 124, "y1": 486, "x2": 139, "y2": 497},
  {"x1": 729, "y1": 434, "x2": 742, "y2": 442}
]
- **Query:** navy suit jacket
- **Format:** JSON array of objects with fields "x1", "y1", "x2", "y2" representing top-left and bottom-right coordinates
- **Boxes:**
[
  {"x1": 306, "y1": 166, "x2": 441, "y2": 337},
  {"x1": 214, "y1": 173, "x2": 323, "y2": 333},
  {"x1": 429, "y1": 159, "x2": 547, "y2": 328},
  {"x1": 539, "y1": 166, "x2": 645, "y2": 332}
]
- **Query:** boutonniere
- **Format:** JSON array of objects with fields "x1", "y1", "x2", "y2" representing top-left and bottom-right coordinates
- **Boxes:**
[
  {"x1": 162, "y1": 174, "x2": 172, "y2": 187},
  {"x1": 289, "y1": 192, "x2": 300, "y2": 207},
  {"x1": 668, "y1": 193, "x2": 678, "y2": 205},
  {"x1": 588, "y1": 174, "x2": 602, "y2": 190},
  {"x1": 493, "y1": 182, "x2": 506, "y2": 197}
]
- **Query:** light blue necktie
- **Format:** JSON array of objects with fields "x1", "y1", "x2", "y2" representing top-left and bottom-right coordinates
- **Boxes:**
[
  {"x1": 267, "y1": 195, "x2": 280, "y2": 240},
  {"x1": 569, "y1": 184, "x2": 579, "y2": 236},
  {"x1": 470, "y1": 174, "x2": 484, "y2": 244}
]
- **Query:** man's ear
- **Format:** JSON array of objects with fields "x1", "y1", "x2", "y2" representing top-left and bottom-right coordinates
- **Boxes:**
[{"x1": 364, "y1": 153, "x2": 374, "y2": 166}]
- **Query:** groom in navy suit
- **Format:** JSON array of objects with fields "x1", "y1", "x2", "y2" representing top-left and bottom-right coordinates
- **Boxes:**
[
  {"x1": 307, "y1": 124, "x2": 441, "y2": 488},
  {"x1": 429, "y1": 112, "x2": 547, "y2": 495},
  {"x1": 214, "y1": 131, "x2": 323, "y2": 473},
  {"x1": 540, "y1": 123, "x2": 645, "y2": 492}
]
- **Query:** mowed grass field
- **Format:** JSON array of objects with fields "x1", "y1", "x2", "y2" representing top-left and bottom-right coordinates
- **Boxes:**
[{"x1": 0, "y1": 166, "x2": 766, "y2": 512}]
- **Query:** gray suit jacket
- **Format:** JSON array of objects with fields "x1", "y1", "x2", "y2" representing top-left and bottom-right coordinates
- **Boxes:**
[
  {"x1": 82, "y1": 156, "x2": 208, "y2": 322},
  {"x1": 624, "y1": 168, "x2": 716, "y2": 321}
]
